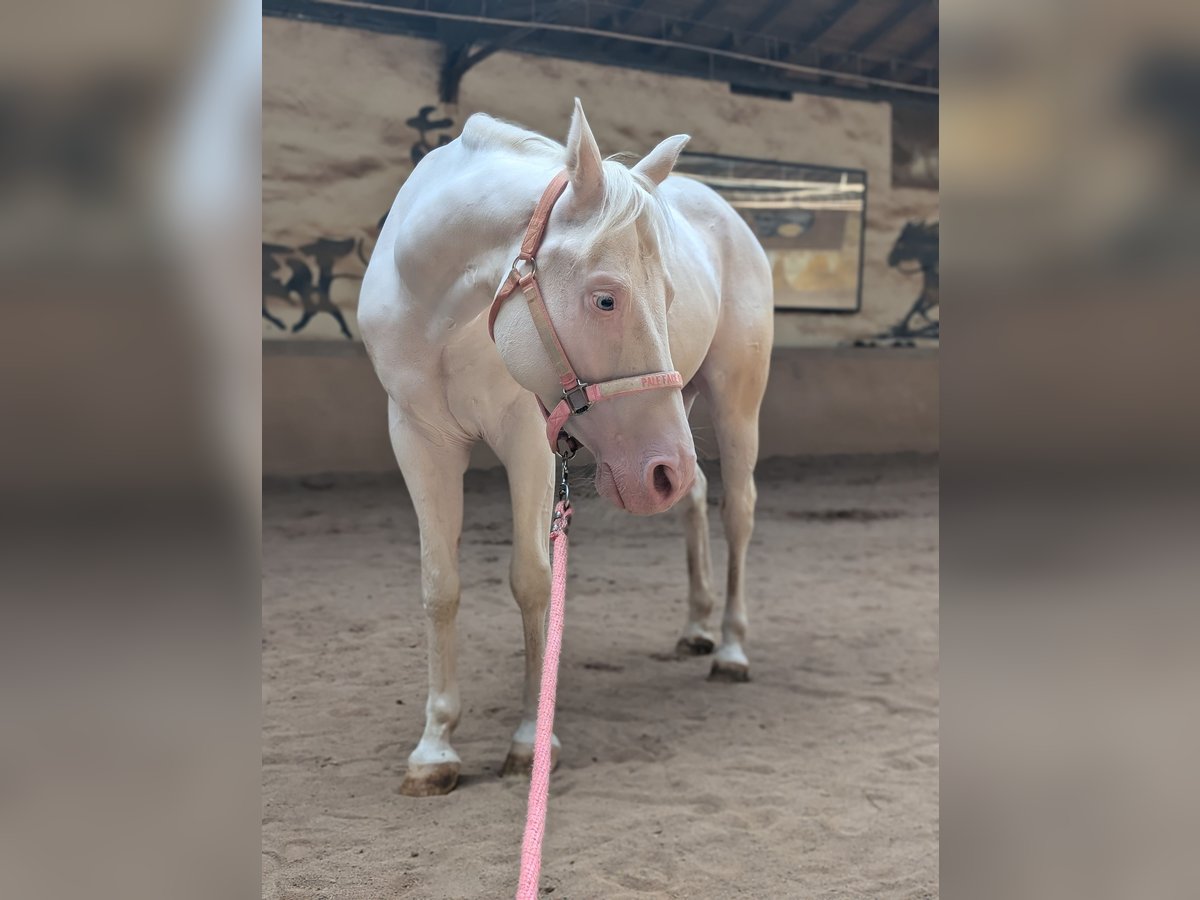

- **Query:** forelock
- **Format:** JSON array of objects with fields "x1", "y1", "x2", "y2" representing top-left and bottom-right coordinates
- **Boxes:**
[{"x1": 577, "y1": 158, "x2": 676, "y2": 261}]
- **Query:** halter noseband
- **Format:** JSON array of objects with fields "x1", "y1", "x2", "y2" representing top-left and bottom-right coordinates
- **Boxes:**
[{"x1": 487, "y1": 171, "x2": 684, "y2": 454}]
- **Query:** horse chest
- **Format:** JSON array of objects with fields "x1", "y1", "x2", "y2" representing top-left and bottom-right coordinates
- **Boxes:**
[{"x1": 438, "y1": 332, "x2": 524, "y2": 427}]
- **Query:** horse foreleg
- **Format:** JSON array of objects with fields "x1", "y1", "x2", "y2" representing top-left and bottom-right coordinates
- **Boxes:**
[
  {"x1": 390, "y1": 405, "x2": 471, "y2": 796},
  {"x1": 675, "y1": 464, "x2": 717, "y2": 656},
  {"x1": 489, "y1": 407, "x2": 557, "y2": 776}
]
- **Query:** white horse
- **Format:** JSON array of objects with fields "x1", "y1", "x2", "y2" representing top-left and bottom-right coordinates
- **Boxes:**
[{"x1": 359, "y1": 100, "x2": 772, "y2": 796}]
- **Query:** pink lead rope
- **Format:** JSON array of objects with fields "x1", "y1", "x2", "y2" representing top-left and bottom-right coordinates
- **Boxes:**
[{"x1": 515, "y1": 495, "x2": 572, "y2": 900}]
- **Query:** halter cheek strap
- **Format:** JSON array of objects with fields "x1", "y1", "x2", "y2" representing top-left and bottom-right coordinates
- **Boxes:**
[{"x1": 487, "y1": 171, "x2": 684, "y2": 453}]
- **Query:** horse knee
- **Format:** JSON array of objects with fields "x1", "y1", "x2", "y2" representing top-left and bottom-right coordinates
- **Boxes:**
[
  {"x1": 421, "y1": 563, "x2": 460, "y2": 619},
  {"x1": 721, "y1": 483, "x2": 756, "y2": 533},
  {"x1": 510, "y1": 552, "x2": 551, "y2": 610}
]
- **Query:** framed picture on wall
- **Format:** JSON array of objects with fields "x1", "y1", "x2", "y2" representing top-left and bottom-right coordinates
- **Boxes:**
[{"x1": 674, "y1": 152, "x2": 867, "y2": 313}]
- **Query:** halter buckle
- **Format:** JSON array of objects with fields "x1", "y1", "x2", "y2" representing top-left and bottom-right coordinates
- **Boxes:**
[{"x1": 564, "y1": 382, "x2": 590, "y2": 415}]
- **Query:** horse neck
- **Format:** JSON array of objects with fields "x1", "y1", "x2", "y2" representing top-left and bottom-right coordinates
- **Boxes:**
[{"x1": 415, "y1": 151, "x2": 563, "y2": 331}]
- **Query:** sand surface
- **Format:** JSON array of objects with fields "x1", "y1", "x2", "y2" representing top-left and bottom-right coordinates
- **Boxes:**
[{"x1": 263, "y1": 456, "x2": 939, "y2": 899}]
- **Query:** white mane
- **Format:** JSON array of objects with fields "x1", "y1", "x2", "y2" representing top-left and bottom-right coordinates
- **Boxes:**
[
  {"x1": 461, "y1": 113, "x2": 677, "y2": 258},
  {"x1": 461, "y1": 113, "x2": 563, "y2": 160}
]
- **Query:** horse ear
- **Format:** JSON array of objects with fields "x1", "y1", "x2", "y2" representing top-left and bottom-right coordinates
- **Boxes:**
[
  {"x1": 565, "y1": 98, "x2": 604, "y2": 205},
  {"x1": 633, "y1": 134, "x2": 690, "y2": 187}
]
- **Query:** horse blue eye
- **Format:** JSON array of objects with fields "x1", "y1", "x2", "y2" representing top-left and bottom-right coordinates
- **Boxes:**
[{"x1": 595, "y1": 294, "x2": 615, "y2": 311}]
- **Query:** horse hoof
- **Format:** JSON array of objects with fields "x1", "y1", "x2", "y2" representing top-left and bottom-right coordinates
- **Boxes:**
[
  {"x1": 399, "y1": 762, "x2": 460, "y2": 797},
  {"x1": 675, "y1": 634, "x2": 715, "y2": 656},
  {"x1": 500, "y1": 743, "x2": 559, "y2": 778},
  {"x1": 708, "y1": 660, "x2": 751, "y2": 683}
]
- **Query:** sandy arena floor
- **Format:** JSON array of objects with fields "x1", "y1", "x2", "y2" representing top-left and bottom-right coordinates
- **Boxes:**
[{"x1": 263, "y1": 455, "x2": 939, "y2": 899}]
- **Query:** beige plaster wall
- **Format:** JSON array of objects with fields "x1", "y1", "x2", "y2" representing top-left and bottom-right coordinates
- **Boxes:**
[
  {"x1": 263, "y1": 19, "x2": 939, "y2": 346},
  {"x1": 263, "y1": 344, "x2": 938, "y2": 476}
]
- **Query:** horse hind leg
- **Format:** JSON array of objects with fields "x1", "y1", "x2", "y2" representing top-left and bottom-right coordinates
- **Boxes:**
[
  {"x1": 389, "y1": 403, "x2": 472, "y2": 796},
  {"x1": 703, "y1": 360, "x2": 768, "y2": 683}
]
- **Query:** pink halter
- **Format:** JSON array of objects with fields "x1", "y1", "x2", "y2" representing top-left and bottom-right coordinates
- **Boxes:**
[{"x1": 488, "y1": 171, "x2": 684, "y2": 454}]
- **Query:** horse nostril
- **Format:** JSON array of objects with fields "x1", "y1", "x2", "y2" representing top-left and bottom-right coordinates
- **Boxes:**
[{"x1": 652, "y1": 464, "x2": 673, "y2": 499}]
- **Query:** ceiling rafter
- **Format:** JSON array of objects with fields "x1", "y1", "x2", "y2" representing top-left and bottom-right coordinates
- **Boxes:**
[
  {"x1": 866, "y1": 25, "x2": 938, "y2": 82},
  {"x1": 721, "y1": 0, "x2": 791, "y2": 50},
  {"x1": 264, "y1": 0, "x2": 938, "y2": 105},
  {"x1": 438, "y1": 0, "x2": 580, "y2": 101},
  {"x1": 595, "y1": 0, "x2": 649, "y2": 51},
  {"x1": 847, "y1": 0, "x2": 928, "y2": 54},
  {"x1": 642, "y1": 0, "x2": 721, "y2": 65},
  {"x1": 790, "y1": 0, "x2": 860, "y2": 51}
]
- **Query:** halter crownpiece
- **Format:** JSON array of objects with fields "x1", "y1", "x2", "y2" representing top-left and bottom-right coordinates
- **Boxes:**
[{"x1": 487, "y1": 170, "x2": 684, "y2": 454}]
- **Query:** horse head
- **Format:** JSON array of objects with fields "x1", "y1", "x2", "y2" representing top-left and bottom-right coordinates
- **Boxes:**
[{"x1": 491, "y1": 100, "x2": 697, "y2": 515}]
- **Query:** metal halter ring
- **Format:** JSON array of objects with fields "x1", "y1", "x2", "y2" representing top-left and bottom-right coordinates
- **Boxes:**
[
  {"x1": 512, "y1": 255, "x2": 536, "y2": 279},
  {"x1": 555, "y1": 432, "x2": 579, "y2": 461}
]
